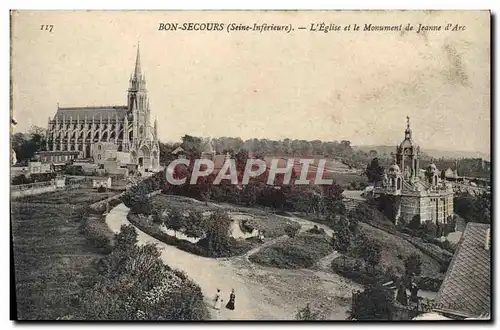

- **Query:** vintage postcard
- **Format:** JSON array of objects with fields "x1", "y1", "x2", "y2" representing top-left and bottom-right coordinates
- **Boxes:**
[{"x1": 10, "y1": 10, "x2": 491, "y2": 321}]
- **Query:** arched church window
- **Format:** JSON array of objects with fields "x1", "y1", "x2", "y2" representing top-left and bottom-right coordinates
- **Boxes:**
[
  {"x1": 98, "y1": 145, "x2": 102, "y2": 151},
  {"x1": 97, "y1": 154, "x2": 101, "y2": 160}
]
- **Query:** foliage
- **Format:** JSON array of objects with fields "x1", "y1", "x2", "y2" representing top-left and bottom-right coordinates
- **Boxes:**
[
  {"x1": 350, "y1": 284, "x2": 395, "y2": 320},
  {"x1": 202, "y1": 210, "x2": 232, "y2": 257},
  {"x1": 97, "y1": 185, "x2": 107, "y2": 193},
  {"x1": 80, "y1": 215, "x2": 113, "y2": 254},
  {"x1": 115, "y1": 224, "x2": 138, "y2": 250},
  {"x1": 74, "y1": 224, "x2": 208, "y2": 320},
  {"x1": 12, "y1": 126, "x2": 47, "y2": 164},
  {"x1": 349, "y1": 202, "x2": 396, "y2": 233},
  {"x1": 454, "y1": 191, "x2": 491, "y2": 224},
  {"x1": 284, "y1": 223, "x2": 301, "y2": 238},
  {"x1": 11, "y1": 174, "x2": 34, "y2": 185},
  {"x1": 295, "y1": 304, "x2": 325, "y2": 320},
  {"x1": 307, "y1": 225, "x2": 326, "y2": 235},
  {"x1": 331, "y1": 216, "x2": 353, "y2": 253},
  {"x1": 365, "y1": 157, "x2": 385, "y2": 183},
  {"x1": 404, "y1": 253, "x2": 423, "y2": 276},
  {"x1": 357, "y1": 238, "x2": 382, "y2": 270}
]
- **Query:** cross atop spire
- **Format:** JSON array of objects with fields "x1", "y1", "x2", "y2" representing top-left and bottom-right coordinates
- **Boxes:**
[{"x1": 404, "y1": 116, "x2": 412, "y2": 140}]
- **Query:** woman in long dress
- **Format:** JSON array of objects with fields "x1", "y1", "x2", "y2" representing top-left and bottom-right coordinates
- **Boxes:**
[
  {"x1": 225, "y1": 289, "x2": 235, "y2": 310},
  {"x1": 214, "y1": 289, "x2": 222, "y2": 310}
]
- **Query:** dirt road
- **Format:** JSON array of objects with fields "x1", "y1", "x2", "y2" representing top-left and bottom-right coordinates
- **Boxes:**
[{"x1": 106, "y1": 203, "x2": 360, "y2": 320}]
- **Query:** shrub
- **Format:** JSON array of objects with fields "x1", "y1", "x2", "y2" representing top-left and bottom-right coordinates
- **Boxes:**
[
  {"x1": 284, "y1": 224, "x2": 301, "y2": 238},
  {"x1": 11, "y1": 174, "x2": 33, "y2": 185},
  {"x1": 295, "y1": 304, "x2": 325, "y2": 320},
  {"x1": 404, "y1": 253, "x2": 422, "y2": 276},
  {"x1": 80, "y1": 215, "x2": 113, "y2": 254},
  {"x1": 307, "y1": 225, "x2": 325, "y2": 235},
  {"x1": 350, "y1": 284, "x2": 395, "y2": 320},
  {"x1": 416, "y1": 276, "x2": 443, "y2": 292},
  {"x1": 97, "y1": 185, "x2": 107, "y2": 193}
]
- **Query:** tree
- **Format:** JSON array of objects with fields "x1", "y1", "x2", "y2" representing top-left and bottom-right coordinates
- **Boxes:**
[
  {"x1": 115, "y1": 224, "x2": 138, "y2": 251},
  {"x1": 203, "y1": 210, "x2": 232, "y2": 257},
  {"x1": 12, "y1": 126, "x2": 48, "y2": 164},
  {"x1": 365, "y1": 157, "x2": 385, "y2": 183},
  {"x1": 165, "y1": 208, "x2": 184, "y2": 238},
  {"x1": 181, "y1": 135, "x2": 203, "y2": 155},
  {"x1": 360, "y1": 240, "x2": 382, "y2": 272},
  {"x1": 350, "y1": 284, "x2": 395, "y2": 320},
  {"x1": 183, "y1": 210, "x2": 206, "y2": 238},
  {"x1": 332, "y1": 216, "x2": 353, "y2": 253},
  {"x1": 295, "y1": 303, "x2": 325, "y2": 320},
  {"x1": 404, "y1": 253, "x2": 422, "y2": 276},
  {"x1": 454, "y1": 191, "x2": 491, "y2": 224}
]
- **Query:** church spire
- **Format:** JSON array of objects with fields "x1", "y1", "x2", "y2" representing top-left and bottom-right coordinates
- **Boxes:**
[{"x1": 133, "y1": 42, "x2": 142, "y2": 80}]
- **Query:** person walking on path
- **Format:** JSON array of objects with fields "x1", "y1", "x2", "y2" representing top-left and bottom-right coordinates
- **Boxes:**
[
  {"x1": 214, "y1": 289, "x2": 223, "y2": 310},
  {"x1": 225, "y1": 289, "x2": 235, "y2": 310}
]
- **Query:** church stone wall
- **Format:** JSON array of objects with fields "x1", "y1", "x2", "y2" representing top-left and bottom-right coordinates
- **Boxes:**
[{"x1": 400, "y1": 195, "x2": 420, "y2": 225}]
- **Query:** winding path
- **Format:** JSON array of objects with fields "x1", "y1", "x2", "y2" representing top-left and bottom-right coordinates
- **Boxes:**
[{"x1": 106, "y1": 203, "x2": 361, "y2": 320}]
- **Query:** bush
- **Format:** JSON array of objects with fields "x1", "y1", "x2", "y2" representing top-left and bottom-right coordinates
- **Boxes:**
[
  {"x1": 295, "y1": 304, "x2": 325, "y2": 320},
  {"x1": 12, "y1": 174, "x2": 33, "y2": 185},
  {"x1": 404, "y1": 253, "x2": 422, "y2": 276},
  {"x1": 97, "y1": 185, "x2": 107, "y2": 193},
  {"x1": 416, "y1": 276, "x2": 443, "y2": 292},
  {"x1": 80, "y1": 215, "x2": 113, "y2": 254},
  {"x1": 307, "y1": 225, "x2": 325, "y2": 235},
  {"x1": 284, "y1": 224, "x2": 301, "y2": 238}
]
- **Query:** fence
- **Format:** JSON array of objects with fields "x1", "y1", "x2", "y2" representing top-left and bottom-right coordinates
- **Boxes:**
[{"x1": 10, "y1": 180, "x2": 81, "y2": 199}]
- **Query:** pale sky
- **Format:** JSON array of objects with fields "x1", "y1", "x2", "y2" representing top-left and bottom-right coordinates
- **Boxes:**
[{"x1": 11, "y1": 10, "x2": 490, "y2": 154}]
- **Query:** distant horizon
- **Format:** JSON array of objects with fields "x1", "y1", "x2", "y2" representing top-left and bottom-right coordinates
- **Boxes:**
[{"x1": 12, "y1": 124, "x2": 490, "y2": 159}]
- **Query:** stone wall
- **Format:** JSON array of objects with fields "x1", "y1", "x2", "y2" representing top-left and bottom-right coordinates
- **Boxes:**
[{"x1": 400, "y1": 195, "x2": 419, "y2": 225}]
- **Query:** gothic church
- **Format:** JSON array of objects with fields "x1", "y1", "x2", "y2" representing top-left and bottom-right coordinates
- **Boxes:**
[{"x1": 46, "y1": 45, "x2": 160, "y2": 171}]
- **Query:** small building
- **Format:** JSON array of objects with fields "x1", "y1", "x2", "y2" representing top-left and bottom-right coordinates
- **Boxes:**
[
  {"x1": 171, "y1": 146, "x2": 186, "y2": 159},
  {"x1": 444, "y1": 168, "x2": 459, "y2": 179},
  {"x1": 54, "y1": 177, "x2": 66, "y2": 188},
  {"x1": 35, "y1": 150, "x2": 81, "y2": 163},
  {"x1": 433, "y1": 222, "x2": 491, "y2": 319},
  {"x1": 28, "y1": 160, "x2": 52, "y2": 175},
  {"x1": 92, "y1": 177, "x2": 112, "y2": 189},
  {"x1": 200, "y1": 139, "x2": 215, "y2": 160}
]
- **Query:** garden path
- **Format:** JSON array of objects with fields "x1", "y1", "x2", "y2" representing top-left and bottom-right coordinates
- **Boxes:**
[{"x1": 106, "y1": 203, "x2": 360, "y2": 320}]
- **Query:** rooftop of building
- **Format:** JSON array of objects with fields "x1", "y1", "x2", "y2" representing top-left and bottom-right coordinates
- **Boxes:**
[
  {"x1": 36, "y1": 150, "x2": 81, "y2": 155},
  {"x1": 53, "y1": 105, "x2": 128, "y2": 121},
  {"x1": 434, "y1": 222, "x2": 491, "y2": 319}
]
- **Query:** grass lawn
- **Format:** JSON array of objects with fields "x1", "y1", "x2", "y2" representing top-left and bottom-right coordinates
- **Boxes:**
[
  {"x1": 249, "y1": 232, "x2": 334, "y2": 269},
  {"x1": 327, "y1": 172, "x2": 368, "y2": 187},
  {"x1": 10, "y1": 201, "x2": 107, "y2": 320},
  {"x1": 358, "y1": 222, "x2": 442, "y2": 278},
  {"x1": 17, "y1": 187, "x2": 117, "y2": 205},
  {"x1": 151, "y1": 194, "x2": 298, "y2": 238}
]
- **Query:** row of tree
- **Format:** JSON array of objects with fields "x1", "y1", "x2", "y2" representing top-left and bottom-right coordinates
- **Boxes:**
[{"x1": 159, "y1": 134, "x2": 373, "y2": 169}]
